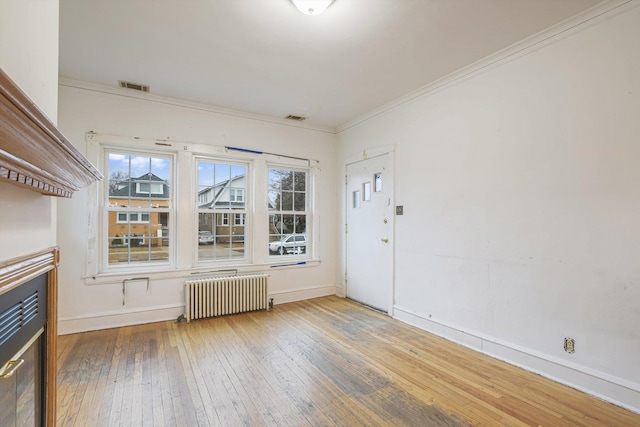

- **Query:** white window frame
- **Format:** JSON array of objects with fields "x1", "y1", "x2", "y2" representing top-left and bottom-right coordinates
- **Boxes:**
[
  {"x1": 87, "y1": 137, "x2": 177, "y2": 275},
  {"x1": 195, "y1": 157, "x2": 250, "y2": 264},
  {"x1": 267, "y1": 164, "x2": 311, "y2": 259},
  {"x1": 84, "y1": 133, "x2": 319, "y2": 281}
]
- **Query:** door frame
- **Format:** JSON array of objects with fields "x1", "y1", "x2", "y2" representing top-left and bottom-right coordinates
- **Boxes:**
[{"x1": 344, "y1": 145, "x2": 395, "y2": 316}]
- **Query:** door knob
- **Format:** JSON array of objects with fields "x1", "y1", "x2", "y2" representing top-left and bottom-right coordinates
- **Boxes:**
[{"x1": 381, "y1": 238, "x2": 389, "y2": 243}]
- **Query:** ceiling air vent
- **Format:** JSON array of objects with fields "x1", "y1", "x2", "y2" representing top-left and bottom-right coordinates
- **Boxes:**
[
  {"x1": 118, "y1": 80, "x2": 150, "y2": 92},
  {"x1": 285, "y1": 114, "x2": 306, "y2": 122}
]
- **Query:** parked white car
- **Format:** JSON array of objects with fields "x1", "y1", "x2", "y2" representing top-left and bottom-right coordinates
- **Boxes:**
[
  {"x1": 198, "y1": 231, "x2": 214, "y2": 245},
  {"x1": 269, "y1": 234, "x2": 307, "y2": 255}
]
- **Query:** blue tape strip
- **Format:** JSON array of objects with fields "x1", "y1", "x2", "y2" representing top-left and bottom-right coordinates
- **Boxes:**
[
  {"x1": 225, "y1": 146, "x2": 264, "y2": 155},
  {"x1": 270, "y1": 261, "x2": 307, "y2": 268}
]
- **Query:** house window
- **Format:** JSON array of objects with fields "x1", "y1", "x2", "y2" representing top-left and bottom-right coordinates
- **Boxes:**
[
  {"x1": 106, "y1": 151, "x2": 172, "y2": 266},
  {"x1": 116, "y1": 212, "x2": 151, "y2": 223},
  {"x1": 268, "y1": 168, "x2": 308, "y2": 256},
  {"x1": 220, "y1": 213, "x2": 229, "y2": 225},
  {"x1": 230, "y1": 188, "x2": 244, "y2": 202},
  {"x1": 136, "y1": 182, "x2": 164, "y2": 195},
  {"x1": 197, "y1": 160, "x2": 247, "y2": 261}
]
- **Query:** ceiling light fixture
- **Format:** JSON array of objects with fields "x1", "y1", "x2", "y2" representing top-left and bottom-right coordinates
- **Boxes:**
[{"x1": 290, "y1": 0, "x2": 335, "y2": 16}]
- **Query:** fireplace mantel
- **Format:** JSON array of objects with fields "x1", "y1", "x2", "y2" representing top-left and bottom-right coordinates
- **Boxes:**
[{"x1": 0, "y1": 68, "x2": 101, "y2": 197}]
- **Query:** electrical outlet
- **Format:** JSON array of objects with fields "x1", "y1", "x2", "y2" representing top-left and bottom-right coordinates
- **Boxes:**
[{"x1": 564, "y1": 337, "x2": 575, "y2": 353}]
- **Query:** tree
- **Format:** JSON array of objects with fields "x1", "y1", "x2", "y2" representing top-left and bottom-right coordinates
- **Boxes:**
[
  {"x1": 108, "y1": 171, "x2": 129, "y2": 195},
  {"x1": 269, "y1": 169, "x2": 306, "y2": 235}
]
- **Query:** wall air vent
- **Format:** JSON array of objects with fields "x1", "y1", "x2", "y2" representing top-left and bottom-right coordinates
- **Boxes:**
[
  {"x1": 285, "y1": 114, "x2": 306, "y2": 121},
  {"x1": 118, "y1": 80, "x2": 150, "y2": 92}
]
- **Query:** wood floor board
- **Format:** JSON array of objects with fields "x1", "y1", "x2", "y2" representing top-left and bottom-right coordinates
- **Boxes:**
[{"x1": 57, "y1": 296, "x2": 640, "y2": 426}]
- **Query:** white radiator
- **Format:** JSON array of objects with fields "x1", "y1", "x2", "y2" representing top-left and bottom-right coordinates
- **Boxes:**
[{"x1": 185, "y1": 274, "x2": 269, "y2": 322}]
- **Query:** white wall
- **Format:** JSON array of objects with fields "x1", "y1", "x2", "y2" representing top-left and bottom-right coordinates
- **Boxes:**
[
  {"x1": 337, "y1": 2, "x2": 640, "y2": 413},
  {"x1": 56, "y1": 84, "x2": 338, "y2": 333},
  {"x1": 0, "y1": 0, "x2": 59, "y2": 261}
]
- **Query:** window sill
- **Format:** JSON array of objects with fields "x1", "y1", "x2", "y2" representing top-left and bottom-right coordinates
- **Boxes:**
[{"x1": 83, "y1": 259, "x2": 321, "y2": 285}]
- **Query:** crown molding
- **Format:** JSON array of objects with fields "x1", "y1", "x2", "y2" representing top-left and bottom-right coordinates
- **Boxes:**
[
  {"x1": 336, "y1": 0, "x2": 637, "y2": 133},
  {"x1": 58, "y1": 78, "x2": 337, "y2": 135}
]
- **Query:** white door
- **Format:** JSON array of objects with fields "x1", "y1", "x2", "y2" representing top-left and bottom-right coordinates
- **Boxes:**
[{"x1": 346, "y1": 153, "x2": 393, "y2": 313}]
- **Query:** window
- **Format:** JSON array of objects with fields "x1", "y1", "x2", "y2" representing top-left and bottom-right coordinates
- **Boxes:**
[
  {"x1": 268, "y1": 168, "x2": 308, "y2": 256},
  {"x1": 106, "y1": 151, "x2": 172, "y2": 267},
  {"x1": 89, "y1": 134, "x2": 318, "y2": 277},
  {"x1": 197, "y1": 160, "x2": 247, "y2": 261},
  {"x1": 137, "y1": 182, "x2": 164, "y2": 195},
  {"x1": 230, "y1": 188, "x2": 244, "y2": 202},
  {"x1": 116, "y1": 212, "x2": 150, "y2": 223}
]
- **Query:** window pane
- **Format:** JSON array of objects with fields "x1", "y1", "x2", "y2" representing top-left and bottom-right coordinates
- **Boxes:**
[
  {"x1": 197, "y1": 161, "x2": 246, "y2": 210},
  {"x1": 108, "y1": 212, "x2": 170, "y2": 265},
  {"x1": 269, "y1": 169, "x2": 303, "y2": 212},
  {"x1": 280, "y1": 170, "x2": 293, "y2": 191},
  {"x1": 268, "y1": 167, "x2": 308, "y2": 257},
  {"x1": 104, "y1": 149, "x2": 172, "y2": 270},
  {"x1": 281, "y1": 191, "x2": 293, "y2": 211},
  {"x1": 108, "y1": 153, "x2": 131, "y2": 201},
  {"x1": 108, "y1": 152, "x2": 170, "y2": 208},
  {"x1": 196, "y1": 160, "x2": 247, "y2": 262},
  {"x1": 268, "y1": 214, "x2": 306, "y2": 256},
  {"x1": 294, "y1": 171, "x2": 305, "y2": 192},
  {"x1": 198, "y1": 212, "x2": 245, "y2": 261},
  {"x1": 294, "y1": 192, "x2": 306, "y2": 211}
]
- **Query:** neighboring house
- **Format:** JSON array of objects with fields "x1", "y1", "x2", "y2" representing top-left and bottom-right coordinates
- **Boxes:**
[
  {"x1": 198, "y1": 174, "x2": 245, "y2": 242},
  {"x1": 109, "y1": 173, "x2": 170, "y2": 246}
]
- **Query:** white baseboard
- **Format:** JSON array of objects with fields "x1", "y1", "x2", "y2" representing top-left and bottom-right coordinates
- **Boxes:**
[
  {"x1": 394, "y1": 305, "x2": 640, "y2": 415},
  {"x1": 58, "y1": 285, "x2": 337, "y2": 335},
  {"x1": 58, "y1": 304, "x2": 184, "y2": 335},
  {"x1": 270, "y1": 284, "x2": 336, "y2": 305}
]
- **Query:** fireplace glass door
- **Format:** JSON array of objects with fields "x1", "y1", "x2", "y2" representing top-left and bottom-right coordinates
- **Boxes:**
[{"x1": 0, "y1": 327, "x2": 44, "y2": 426}]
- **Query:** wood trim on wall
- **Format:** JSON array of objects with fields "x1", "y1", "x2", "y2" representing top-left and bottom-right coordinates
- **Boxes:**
[
  {"x1": 0, "y1": 247, "x2": 59, "y2": 427},
  {"x1": 0, "y1": 68, "x2": 101, "y2": 197}
]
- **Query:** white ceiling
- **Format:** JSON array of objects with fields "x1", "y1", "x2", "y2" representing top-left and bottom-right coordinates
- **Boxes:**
[{"x1": 59, "y1": 0, "x2": 602, "y2": 130}]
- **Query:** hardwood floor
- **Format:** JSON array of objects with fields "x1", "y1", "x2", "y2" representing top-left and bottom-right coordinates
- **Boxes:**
[{"x1": 57, "y1": 296, "x2": 640, "y2": 426}]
